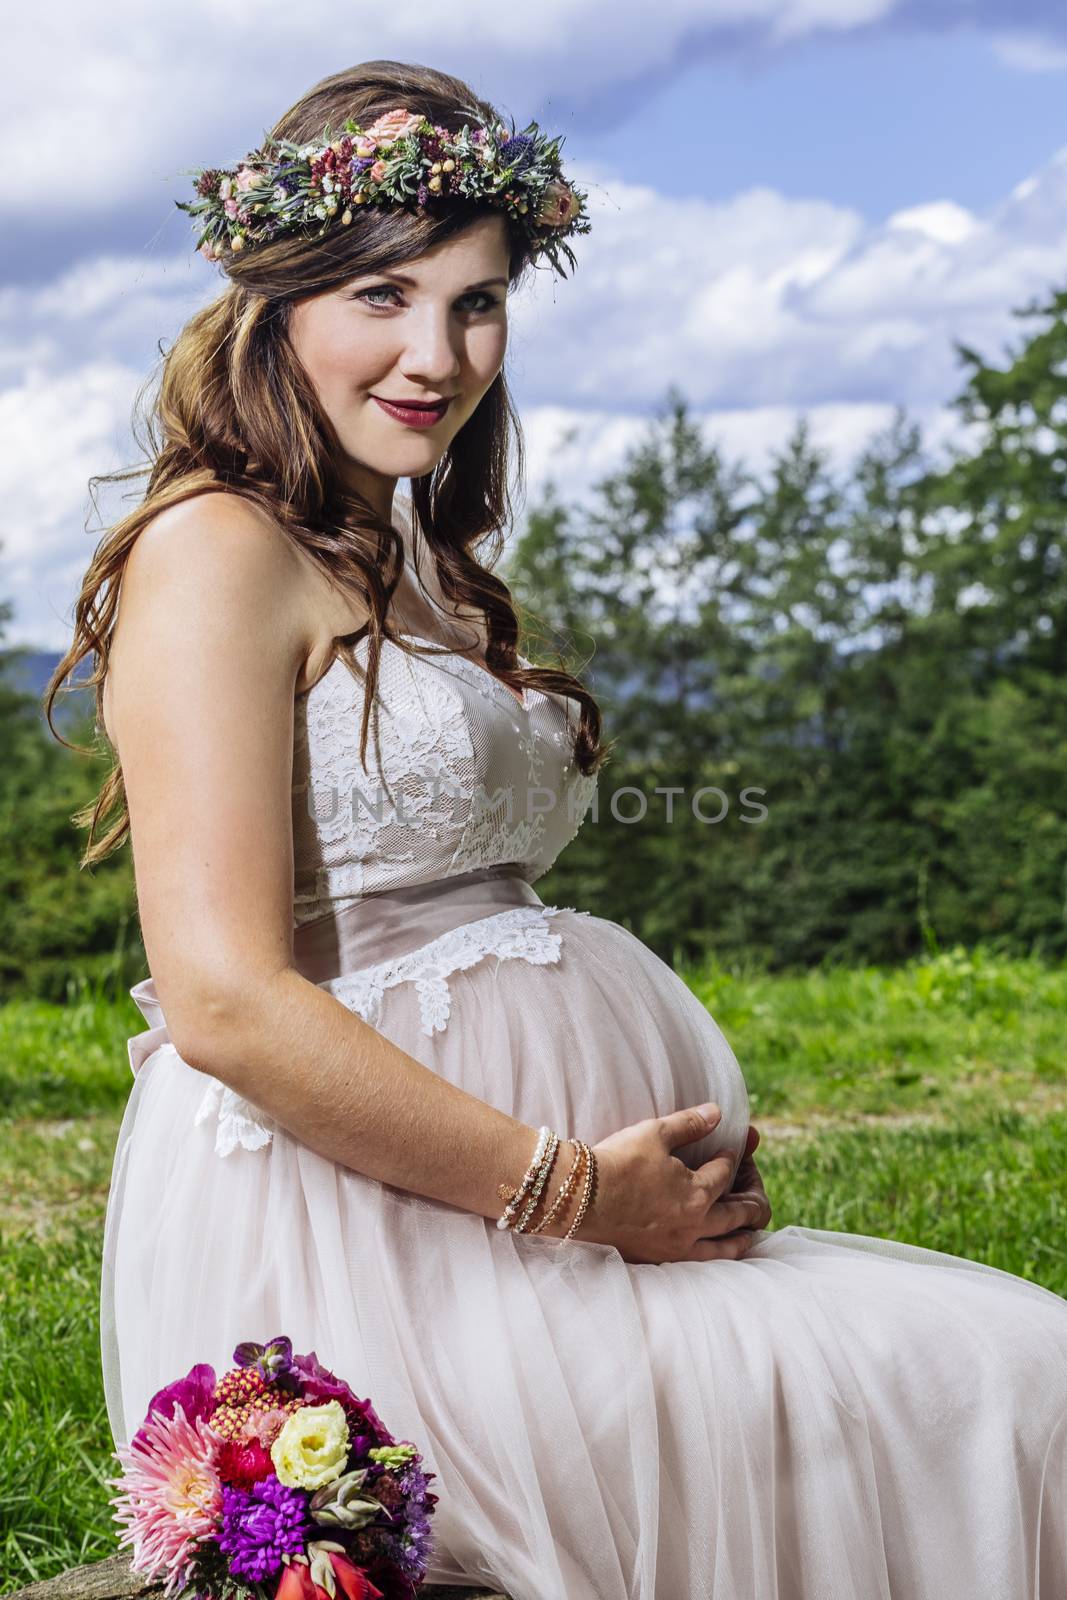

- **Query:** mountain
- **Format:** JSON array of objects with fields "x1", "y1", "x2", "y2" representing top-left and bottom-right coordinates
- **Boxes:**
[{"x1": 4, "y1": 648, "x2": 96, "y2": 734}]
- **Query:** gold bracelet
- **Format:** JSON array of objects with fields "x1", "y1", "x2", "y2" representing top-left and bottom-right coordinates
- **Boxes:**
[
  {"x1": 564, "y1": 1140, "x2": 597, "y2": 1239},
  {"x1": 529, "y1": 1139, "x2": 585, "y2": 1235}
]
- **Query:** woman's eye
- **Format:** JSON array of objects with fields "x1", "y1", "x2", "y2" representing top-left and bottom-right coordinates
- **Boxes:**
[{"x1": 350, "y1": 286, "x2": 500, "y2": 312}]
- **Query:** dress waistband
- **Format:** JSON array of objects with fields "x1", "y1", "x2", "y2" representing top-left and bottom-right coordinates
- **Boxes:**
[
  {"x1": 290, "y1": 862, "x2": 544, "y2": 984},
  {"x1": 126, "y1": 863, "x2": 543, "y2": 1078}
]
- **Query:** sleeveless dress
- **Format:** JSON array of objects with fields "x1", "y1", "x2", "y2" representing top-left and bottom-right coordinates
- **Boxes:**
[{"x1": 100, "y1": 630, "x2": 1067, "y2": 1600}]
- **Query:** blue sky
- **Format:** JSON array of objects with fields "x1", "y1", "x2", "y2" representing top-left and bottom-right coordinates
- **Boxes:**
[
  {"x1": 578, "y1": 29, "x2": 1064, "y2": 216},
  {"x1": 3, "y1": 2, "x2": 1066, "y2": 649}
]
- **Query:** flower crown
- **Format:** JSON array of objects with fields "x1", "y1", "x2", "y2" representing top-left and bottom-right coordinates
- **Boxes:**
[{"x1": 176, "y1": 106, "x2": 591, "y2": 277}]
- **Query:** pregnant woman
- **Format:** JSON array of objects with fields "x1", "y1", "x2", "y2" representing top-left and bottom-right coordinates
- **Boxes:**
[{"x1": 54, "y1": 57, "x2": 1066, "y2": 1600}]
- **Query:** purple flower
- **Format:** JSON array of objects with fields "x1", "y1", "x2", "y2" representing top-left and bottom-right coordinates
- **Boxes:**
[
  {"x1": 498, "y1": 134, "x2": 535, "y2": 172},
  {"x1": 217, "y1": 1474, "x2": 312, "y2": 1583},
  {"x1": 291, "y1": 1351, "x2": 391, "y2": 1443},
  {"x1": 134, "y1": 1363, "x2": 217, "y2": 1447},
  {"x1": 375, "y1": 1461, "x2": 438, "y2": 1583},
  {"x1": 234, "y1": 1335, "x2": 297, "y2": 1388}
]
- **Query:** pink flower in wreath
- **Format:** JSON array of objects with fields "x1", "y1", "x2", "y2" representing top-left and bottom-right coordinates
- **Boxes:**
[
  {"x1": 363, "y1": 108, "x2": 424, "y2": 148},
  {"x1": 369, "y1": 160, "x2": 388, "y2": 183},
  {"x1": 354, "y1": 136, "x2": 377, "y2": 158},
  {"x1": 234, "y1": 166, "x2": 259, "y2": 193},
  {"x1": 536, "y1": 181, "x2": 582, "y2": 229}
]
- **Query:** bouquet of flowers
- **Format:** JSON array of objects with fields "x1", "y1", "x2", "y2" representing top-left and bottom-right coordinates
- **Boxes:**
[{"x1": 107, "y1": 1336, "x2": 438, "y2": 1600}]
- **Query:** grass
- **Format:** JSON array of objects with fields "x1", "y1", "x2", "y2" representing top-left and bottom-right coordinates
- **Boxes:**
[
  {"x1": 1, "y1": 945, "x2": 1065, "y2": 1591},
  {"x1": 683, "y1": 942, "x2": 1067, "y2": 1126}
]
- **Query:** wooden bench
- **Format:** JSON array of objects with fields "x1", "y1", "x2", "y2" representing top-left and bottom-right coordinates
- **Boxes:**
[{"x1": 7, "y1": 1552, "x2": 511, "y2": 1600}]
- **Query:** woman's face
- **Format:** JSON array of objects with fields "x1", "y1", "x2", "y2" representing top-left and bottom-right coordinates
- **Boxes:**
[{"x1": 288, "y1": 213, "x2": 511, "y2": 518}]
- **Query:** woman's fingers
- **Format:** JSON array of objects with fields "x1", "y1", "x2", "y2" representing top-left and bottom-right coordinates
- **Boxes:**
[
  {"x1": 688, "y1": 1151, "x2": 765, "y2": 1249},
  {"x1": 689, "y1": 1230, "x2": 756, "y2": 1262},
  {"x1": 726, "y1": 1137, "x2": 773, "y2": 1230},
  {"x1": 702, "y1": 1194, "x2": 763, "y2": 1237}
]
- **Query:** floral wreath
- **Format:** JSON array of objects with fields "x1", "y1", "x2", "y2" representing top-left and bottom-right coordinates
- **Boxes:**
[{"x1": 176, "y1": 105, "x2": 591, "y2": 277}]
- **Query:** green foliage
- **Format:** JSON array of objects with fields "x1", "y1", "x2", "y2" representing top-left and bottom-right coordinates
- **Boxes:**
[
  {"x1": 7, "y1": 284, "x2": 1067, "y2": 980},
  {"x1": 1, "y1": 947, "x2": 1064, "y2": 1589},
  {"x1": 0, "y1": 1224, "x2": 118, "y2": 1590},
  {"x1": 0, "y1": 602, "x2": 144, "y2": 1003},
  {"x1": 685, "y1": 942, "x2": 1067, "y2": 1121},
  {"x1": 526, "y1": 284, "x2": 1067, "y2": 967}
]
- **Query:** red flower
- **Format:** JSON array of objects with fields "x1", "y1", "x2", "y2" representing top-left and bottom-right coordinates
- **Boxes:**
[
  {"x1": 275, "y1": 1551, "x2": 385, "y2": 1600},
  {"x1": 216, "y1": 1437, "x2": 274, "y2": 1488}
]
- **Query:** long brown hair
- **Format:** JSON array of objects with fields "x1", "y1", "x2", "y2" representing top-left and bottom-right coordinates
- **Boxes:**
[{"x1": 46, "y1": 59, "x2": 611, "y2": 869}]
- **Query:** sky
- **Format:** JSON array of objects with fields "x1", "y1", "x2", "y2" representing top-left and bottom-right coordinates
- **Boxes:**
[{"x1": 3, "y1": 0, "x2": 1066, "y2": 650}]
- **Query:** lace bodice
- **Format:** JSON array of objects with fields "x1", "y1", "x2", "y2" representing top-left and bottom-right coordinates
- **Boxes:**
[
  {"x1": 128, "y1": 626, "x2": 600, "y2": 1158},
  {"x1": 291, "y1": 631, "x2": 598, "y2": 926}
]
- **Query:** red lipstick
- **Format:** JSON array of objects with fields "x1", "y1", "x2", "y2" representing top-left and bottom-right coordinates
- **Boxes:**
[{"x1": 372, "y1": 395, "x2": 452, "y2": 429}]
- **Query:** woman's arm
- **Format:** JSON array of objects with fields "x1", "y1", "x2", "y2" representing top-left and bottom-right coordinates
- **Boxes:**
[{"x1": 106, "y1": 493, "x2": 575, "y2": 1234}]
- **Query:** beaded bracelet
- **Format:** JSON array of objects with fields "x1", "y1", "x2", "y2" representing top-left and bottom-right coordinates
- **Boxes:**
[
  {"x1": 563, "y1": 1139, "x2": 597, "y2": 1239},
  {"x1": 529, "y1": 1139, "x2": 585, "y2": 1235},
  {"x1": 513, "y1": 1131, "x2": 560, "y2": 1232},
  {"x1": 496, "y1": 1126, "x2": 553, "y2": 1231},
  {"x1": 496, "y1": 1127, "x2": 598, "y2": 1240}
]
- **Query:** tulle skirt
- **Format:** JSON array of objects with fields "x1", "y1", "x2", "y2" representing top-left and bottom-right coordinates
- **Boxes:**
[{"x1": 101, "y1": 887, "x2": 1067, "y2": 1600}]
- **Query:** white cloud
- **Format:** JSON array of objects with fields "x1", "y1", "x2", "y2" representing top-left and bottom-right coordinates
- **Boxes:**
[
  {"x1": 7, "y1": 0, "x2": 1043, "y2": 227},
  {"x1": 769, "y1": 0, "x2": 894, "y2": 43},
  {"x1": 0, "y1": 361, "x2": 142, "y2": 648},
  {"x1": 519, "y1": 398, "x2": 968, "y2": 514},
  {"x1": 989, "y1": 32, "x2": 1067, "y2": 73},
  {"x1": 885, "y1": 202, "x2": 979, "y2": 245},
  {"x1": 506, "y1": 141, "x2": 1067, "y2": 416},
  {"x1": 6, "y1": 123, "x2": 1067, "y2": 647},
  {"x1": 0, "y1": 364, "x2": 140, "y2": 559}
]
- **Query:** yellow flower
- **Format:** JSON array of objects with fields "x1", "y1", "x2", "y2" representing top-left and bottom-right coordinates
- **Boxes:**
[{"x1": 270, "y1": 1401, "x2": 350, "y2": 1491}]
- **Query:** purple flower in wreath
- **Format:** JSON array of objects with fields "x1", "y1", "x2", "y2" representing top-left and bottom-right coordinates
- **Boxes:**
[{"x1": 497, "y1": 134, "x2": 536, "y2": 172}]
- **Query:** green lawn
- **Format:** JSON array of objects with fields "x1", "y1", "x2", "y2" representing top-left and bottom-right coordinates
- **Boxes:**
[{"x1": 2, "y1": 944, "x2": 1065, "y2": 1591}]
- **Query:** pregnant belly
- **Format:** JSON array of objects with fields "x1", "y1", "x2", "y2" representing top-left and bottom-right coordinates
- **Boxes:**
[{"x1": 378, "y1": 907, "x2": 752, "y2": 1187}]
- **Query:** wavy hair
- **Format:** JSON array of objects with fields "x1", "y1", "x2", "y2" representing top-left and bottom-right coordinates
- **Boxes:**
[{"x1": 45, "y1": 58, "x2": 611, "y2": 869}]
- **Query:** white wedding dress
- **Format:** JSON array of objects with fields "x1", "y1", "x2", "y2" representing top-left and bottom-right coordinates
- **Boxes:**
[{"x1": 100, "y1": 621, "x2": 1067, "y2": 1600}]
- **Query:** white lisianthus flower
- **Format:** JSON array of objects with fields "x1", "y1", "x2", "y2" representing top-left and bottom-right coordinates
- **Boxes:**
[{"x1": 270, "y1": 1400, "x2": 350, "y2": 1490}]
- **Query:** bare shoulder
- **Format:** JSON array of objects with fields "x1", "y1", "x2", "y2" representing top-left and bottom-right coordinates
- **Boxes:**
[
  {"x1": 103, "y1": 491, "x2": 328, "y2": 747},
  {"x1": 121, "y1": 491, "x2": 310, "y2": 613},
  {"x1": 100, "y1": 489, "x2": 332, "y2": 1052}
]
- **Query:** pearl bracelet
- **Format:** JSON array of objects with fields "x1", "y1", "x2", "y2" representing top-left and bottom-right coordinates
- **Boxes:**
[
  {"x1": 496, "y1": 1125, "x2": 553, "y2": 1231},
  {"x1": 513, "y1": 1131, "x2": 560, "y2": 1232}
]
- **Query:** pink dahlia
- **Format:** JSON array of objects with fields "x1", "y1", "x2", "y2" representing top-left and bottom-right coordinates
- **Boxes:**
[{"x1": 108, "y1": 1402, "x2": 224, "y2": 1597}]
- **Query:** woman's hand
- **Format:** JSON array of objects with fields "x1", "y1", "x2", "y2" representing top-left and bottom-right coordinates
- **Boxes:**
[
  {"x1": 713, "y1": 1123, "x2": 772, "y2": 1236},
  {"x1": 552, "y1": 1104, "x2": 763, "y2": 1265}
]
